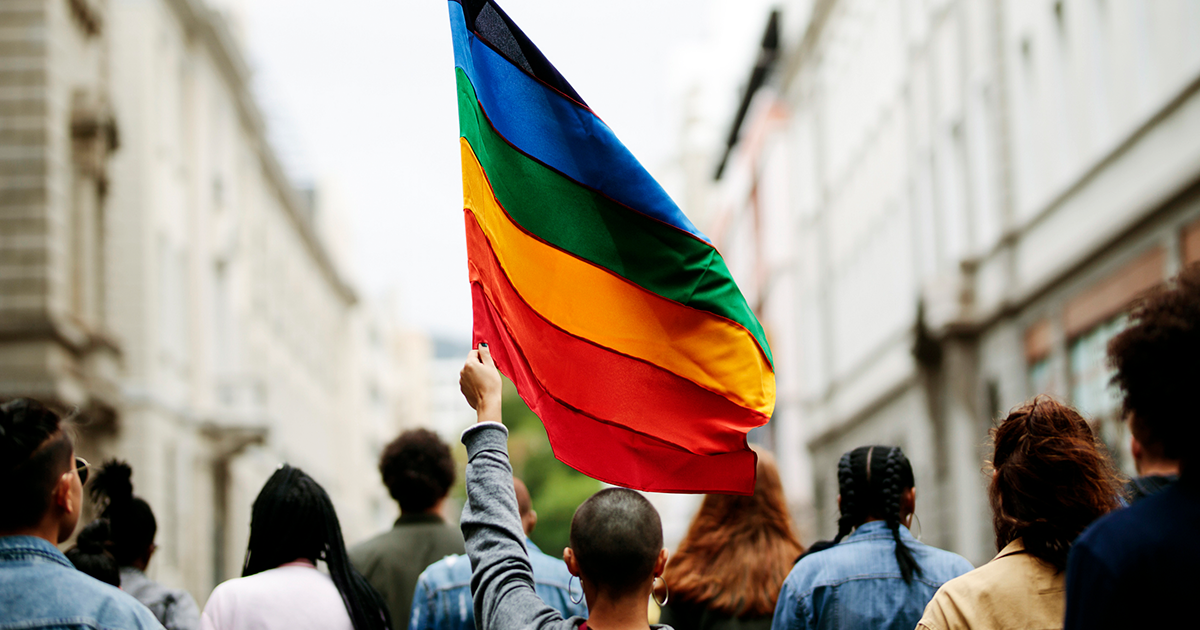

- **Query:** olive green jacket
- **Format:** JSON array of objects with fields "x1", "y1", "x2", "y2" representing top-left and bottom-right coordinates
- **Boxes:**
[{"x1": 349, "y1": 513, "x2": 465, "y2": 630}]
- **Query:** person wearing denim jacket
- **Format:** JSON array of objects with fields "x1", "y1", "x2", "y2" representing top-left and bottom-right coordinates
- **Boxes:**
[
  {"x1": 0, "y1": 536, "x2": 164, "y2": 630},
  {"x1": 1, "y1": 398, "x2": 163, "y2": 630},
  {"x1": 409, "y1": 476, "x2": 586, "y2": 630},
  {"x1": 409, "y1": 537, "x2": 587, "y2": 630},
  {"x1": 772, "y1": 522, "x2": 971, "y2": 630},
  {"x1": 771, "y1": 446, "x2": 972, "y2": 630}
]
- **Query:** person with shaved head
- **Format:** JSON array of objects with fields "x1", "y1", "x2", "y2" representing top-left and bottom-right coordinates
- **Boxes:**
[
  {"x1": 458, "y1": 344, "x2": 672, "y2": 630},
  {"x1": 409, "y1": 477, "x2": 586, "y2": 629}
]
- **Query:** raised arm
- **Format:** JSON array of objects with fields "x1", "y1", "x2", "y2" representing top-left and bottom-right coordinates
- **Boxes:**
[{"x1": 458, "y1": 345, "x2": 577, "y2": 630}]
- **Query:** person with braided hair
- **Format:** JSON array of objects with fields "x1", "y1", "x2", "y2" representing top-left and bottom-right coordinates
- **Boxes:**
[
  {"x1": 771, "y1": 445, "x2": 972, "y2": 630},
  {"x1": 90, "y1": 460, "x2": 200, "y2": 630},
  {"x1": 916, "y1": 397, "x2": 1122, "y2": 630},
  {"x1": 201, "y1": 465, "x2": 391, "y2": 630}
]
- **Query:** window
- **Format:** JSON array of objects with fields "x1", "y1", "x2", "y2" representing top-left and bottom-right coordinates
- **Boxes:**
[{"x1": 1068, "y1": 315, "x2": 1129, "y2": 470}]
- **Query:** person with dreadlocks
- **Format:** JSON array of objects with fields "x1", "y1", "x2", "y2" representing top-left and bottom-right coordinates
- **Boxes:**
[
  {"x1": 200, "y1": 465, "x2": 391, "y2": 630},
  {"x1": 90, "y1": 460, "x2": 200, "y2": 630},
  {"x1": 916, "y1": 397, "x2": 1122, "y2": 630},
  {"x1": 771, "y1": 445, "x2": 972, "y2": 630}
]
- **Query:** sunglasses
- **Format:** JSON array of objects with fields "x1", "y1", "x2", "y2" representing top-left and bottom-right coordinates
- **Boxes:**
[{"x1": 76, "y1": 457, "x2": 90, "y2": 485}]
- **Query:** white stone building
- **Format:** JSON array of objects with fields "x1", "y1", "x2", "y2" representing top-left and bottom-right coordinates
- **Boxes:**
[
  {"x1": 697, "y1": 0, "x2": 1200, "y2": 563},
  {"x1": 1, "y1": 0, "x2": 425, "y2": 603}
]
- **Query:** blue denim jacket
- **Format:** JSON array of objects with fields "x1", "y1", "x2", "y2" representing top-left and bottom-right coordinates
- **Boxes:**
[
  {"x1": 771, "y1": 522, "x2": 973, "y2": 630},
  {"x1": 409, "y1": 537, "x2": 587, "y2": 630},
  {"x1": 0, "y1": 535, "x2": 164, "y2": 630}
]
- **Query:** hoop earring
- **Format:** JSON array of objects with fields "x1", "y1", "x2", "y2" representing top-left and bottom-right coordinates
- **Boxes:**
[
  {"x1": 912, "y1": 513, "x2": 923, "y2": 541},
  {"x1": 568, "y1": 574, "x2": 583, "y2": 605},
  {"x1": 652, "y1": 576, "x2": 669, "y2": 607}
]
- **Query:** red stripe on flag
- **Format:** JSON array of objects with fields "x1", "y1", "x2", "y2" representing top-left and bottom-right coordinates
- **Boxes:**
[{"x1": 470, "y1": 280, "x2": 756, "y2": 494}]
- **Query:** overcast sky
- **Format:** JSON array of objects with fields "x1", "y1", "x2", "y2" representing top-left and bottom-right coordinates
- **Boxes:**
[{"x1": 219, "y1": 0, "x2": 776, "y2": 339}]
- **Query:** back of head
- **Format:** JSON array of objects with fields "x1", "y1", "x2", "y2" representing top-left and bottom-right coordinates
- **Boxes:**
[
  {"x1": 834, "y1": 445, "x2": 919, "y2": 582},
  {"x1": 89, "y1": 460, "x2": 157, "y2": 566},
  {"x1": 1108, "y1": 265, "x2": 1200, "y2": 473},
  {"x1": 66, "y1": 519, "x2": 121, "y2": 586},
  {"x1": 989, "y1": 397, "x2": 1122, "y2": 570},
  {"x1": 0, "y1": 398, "x2": 71, "y2": 532},
  {"x1": 245, "y1": 465, "x2": 390, "y2": 630},
  {"x1": 569, "y1": 488, "x2": 662, "y2": 597},
  {"x1": 378, "y1": 428, "x2": 456, "y2": 513},
  {"x1": 664, "y1": 450, "x2": 804, "y2": 616}
]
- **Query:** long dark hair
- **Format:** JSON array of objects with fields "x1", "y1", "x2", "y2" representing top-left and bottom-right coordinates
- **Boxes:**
[
  {"x1": 832, "y1": 445, "x2": 921, "y2": 583},
  {"x1": 663, "y1": 449, "x2": 804, "y2": 616},
  {"x1": 989, "y1": 397, "x2": 1122, "y2": 571},
  {"x1": 243, "y1": 465, "x2": 390, "y2": 630},
  {"x1": 89, "y1": 460, "x2": 157, "y2": 566}
]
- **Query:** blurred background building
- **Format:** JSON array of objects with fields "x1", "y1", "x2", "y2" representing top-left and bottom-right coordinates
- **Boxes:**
[
  {"x1": 689, "y1": 0, "x2": 1200, "y2": 563},
  {"x1": 0, "y1": 0, "x2": 433, "y2": 603},
  {"x1": 6, "y1": 0, "x2": 1200, "y2": 599}
]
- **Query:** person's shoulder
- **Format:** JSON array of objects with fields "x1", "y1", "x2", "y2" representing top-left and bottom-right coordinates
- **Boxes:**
[
  {"x1": 349, "y1": 528, "x2": 399, "y2": 563},
  {"x1": 419, "y1": 553, "x2": 473, "y2": 585},
  {"x1": 913, "y1": 543, "x2": 975, "y2": 579},
  {"x1": 784, "y1": 542, "x2": 859, "y2": 591},
  {"x1": 80, "y1": 574, "x2": 165, "y2": 628}
]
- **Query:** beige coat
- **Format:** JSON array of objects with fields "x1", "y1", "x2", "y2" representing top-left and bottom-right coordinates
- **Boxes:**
[{"x1": 916, "y1": 538, "x2": 1065, "y2": 630}]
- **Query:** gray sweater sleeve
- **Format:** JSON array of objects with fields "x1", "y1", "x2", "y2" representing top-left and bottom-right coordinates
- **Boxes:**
[{"x1": 461, "y1": 423, "x2": 583, "y2": 630}]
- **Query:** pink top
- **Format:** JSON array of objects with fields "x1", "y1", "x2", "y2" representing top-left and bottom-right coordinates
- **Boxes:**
[{"x1": 200, "y1": 560, "x2": 353, "y2": 630}]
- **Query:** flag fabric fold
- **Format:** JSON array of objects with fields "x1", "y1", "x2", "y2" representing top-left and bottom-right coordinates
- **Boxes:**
[{"x1": 449, "y1": 0, "x2": 775, "y2": 494}]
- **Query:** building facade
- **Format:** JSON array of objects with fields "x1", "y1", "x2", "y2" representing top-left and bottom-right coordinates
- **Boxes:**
[
  {"x1": 2, "y1": 0, "x2": 422, "y2": 603},
  {"x1": 702, "y1": 0, "x2": 1200, "y2": 563},
  {"x1": 0, "y1": 0, "x2": 120, "y2": 425}
]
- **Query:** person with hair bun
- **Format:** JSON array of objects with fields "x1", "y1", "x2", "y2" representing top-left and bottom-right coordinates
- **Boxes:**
[
  {"x1": 917, "y1": 397, "x2": 1122, "y2": 630},
  {"x1": 772, "y1": 445, "x2": 972, "y2": 630},
  {"x1": 90, "y1": 460, "x2": 201, "y2": 630},
  {"x1": 66, "y1": 519, "x2": 121, "y2": 587},
  {"x1": 201, "y1": 465, "x2": 391, "y2": 630},
  {"x1": 659, "y1": 449, "x2": 804, "y2": 630}
]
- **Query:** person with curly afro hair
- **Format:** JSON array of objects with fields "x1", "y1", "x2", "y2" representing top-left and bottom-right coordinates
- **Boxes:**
[
  {"x1": 1064, "y1": 265, "x2": 1200, "y2": 629},
  {"x1": 349, "y1": 429, "x2": 464, "y2": 629}
]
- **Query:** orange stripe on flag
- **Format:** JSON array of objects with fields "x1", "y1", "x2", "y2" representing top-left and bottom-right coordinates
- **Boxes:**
[{"x1": 461, "y1": 138, "x2": 775, "y2": 415}]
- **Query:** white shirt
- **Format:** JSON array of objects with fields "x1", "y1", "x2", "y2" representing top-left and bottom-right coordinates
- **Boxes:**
[{"x1": 200, "y1": 560, "x2": 353, "y2": 630}]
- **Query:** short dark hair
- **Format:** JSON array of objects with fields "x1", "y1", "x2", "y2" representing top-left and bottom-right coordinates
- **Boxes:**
[
  {"x1": 569, "y1": 488, "x2": 662, "y2": 597},
  {"x1": 0, "y1": 398, "x2": 72, "y2": 531},
  {"x1": 1108, "y1": 264, "x2": 1200, "y2": 468},
  {"x1": 989, "y1": 397, "x2": 1122, "y2": 570},
  {"x1": 379, "y1": 429, "x2": 456, "y2": 512}
]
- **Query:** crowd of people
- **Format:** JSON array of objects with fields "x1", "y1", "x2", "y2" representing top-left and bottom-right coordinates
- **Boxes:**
[{"x1": 2, "y1": 267, "x2": 1196, "y2": 630}]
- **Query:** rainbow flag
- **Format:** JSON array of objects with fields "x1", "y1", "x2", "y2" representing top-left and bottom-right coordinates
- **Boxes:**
[{"x1": 449, "y1": 0, "x2": 774, "y2": 494}]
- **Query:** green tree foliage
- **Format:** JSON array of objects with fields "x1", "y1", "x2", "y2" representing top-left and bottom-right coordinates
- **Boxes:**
[{"x1": 500, "y1": 378, "x2": 602, "y2": 556}]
